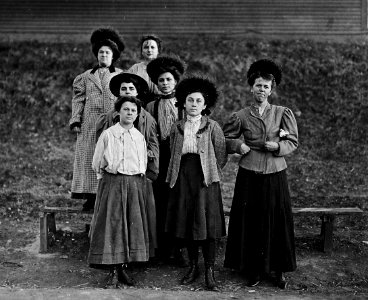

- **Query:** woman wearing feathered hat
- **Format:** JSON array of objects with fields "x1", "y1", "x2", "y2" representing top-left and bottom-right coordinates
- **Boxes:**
[
  {"x1": 128, "y1": 34, "x2": 163, "y2": 95},
  {"x1": 69, "y1": 27, "x2": 125, "y2": 211},
  {"x1": 165, "y1": 75, "x2": 227, "y2": 291},
  {"x1": 223, "y1": 59, "x2": 298, "y2": 289},
  {"x1": 145, "y1": 55, "x2": 186, "y2": 265}
]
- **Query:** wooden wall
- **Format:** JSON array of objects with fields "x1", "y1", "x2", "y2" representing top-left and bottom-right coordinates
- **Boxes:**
[{"x1": 0, "y1": 0, "x2": 367, "y2": 36}]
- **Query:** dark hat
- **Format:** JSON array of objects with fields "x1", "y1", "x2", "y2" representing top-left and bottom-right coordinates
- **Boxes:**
[
  {"x1": 109, "y1": 72, "x2": 149, "y2": 99},
  {"x1": 90, "y1": 27, "x2": 125, "y2": 63},
  {"x1": 175, "y1": 75, "x2": 219, "y2": 114},
  {"x1": 247, "y1": 59, "x2": 282, "y2": 86},
  {"x1": 146, "y1": 55, "x2": 185, "y2": 85}
]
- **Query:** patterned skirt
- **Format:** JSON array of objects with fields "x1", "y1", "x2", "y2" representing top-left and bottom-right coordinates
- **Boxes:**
[
  {"x1": 88, "y1": 172, "x2": 156, "y2": 265},
  {"x1": 224, "y1": 167, "x2": 296, "y2": 275},
  {"x1": 165, "y1": 154, "x2": 226, "y2": 241}
]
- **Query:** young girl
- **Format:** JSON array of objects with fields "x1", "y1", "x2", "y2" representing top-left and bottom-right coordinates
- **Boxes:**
[
  {"x1": 88, "y1": 96, "x2": 150, "y2": 288},
  {"x1": 165, "y1": 75, "x2": 228, "y2": 291}
]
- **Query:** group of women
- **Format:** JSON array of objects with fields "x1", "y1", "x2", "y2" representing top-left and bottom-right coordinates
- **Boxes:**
[{"x1": 69, "y1": 27, "x2": 299, "y2": 291}]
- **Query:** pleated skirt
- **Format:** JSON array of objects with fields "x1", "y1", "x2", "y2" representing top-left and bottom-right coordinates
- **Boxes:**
[
  {"x1": 224, "y1": 167, "x2": 296, "y2": 275},
  {"x1": 165, "y1": 154, "x2": 226, "y2": 241},
  {"x1": 88, "y1": 172, "x2": 156, "y2": 265}
]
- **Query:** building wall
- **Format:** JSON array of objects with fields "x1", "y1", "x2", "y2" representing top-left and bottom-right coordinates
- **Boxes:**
[{"x1": 0, "y1": 0, "x2": 367, "y2": 36}]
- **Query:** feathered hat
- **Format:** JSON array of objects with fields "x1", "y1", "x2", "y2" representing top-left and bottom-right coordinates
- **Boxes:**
[
  {"x1": 109, "y1": 72, "x2": 149, "y2": 100},
  {"x1": 146, "y1": 55, "x2": 185, "y2": 85},
  {"x1": 175, "y1": 74, "x2": 219, "y2": 115},
  {"x1": 90, "y1": 27, "x2": 125, "y2": 63},
  {"x1": 247, "y1": 59, "x2": 282, "y2": 86}
]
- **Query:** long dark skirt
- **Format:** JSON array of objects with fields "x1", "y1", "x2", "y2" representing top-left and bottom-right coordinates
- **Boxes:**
[
  {"x1": 224, "y1": 167, "x2": 296, "y2": 275},
  {"x1": 152, "y1": 139, "x2": 171, "y2": 255},
  {"x1": 165, "y1": 154, "x2": 226, "y2": 241},
  {"x1": 88, "y1": 173, "x2": 152, "y2": 265}
]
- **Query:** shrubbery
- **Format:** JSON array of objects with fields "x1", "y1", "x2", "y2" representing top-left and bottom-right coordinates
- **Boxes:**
[{"x1": 1, "y1": 36, "x2": 367, "y2": 164}]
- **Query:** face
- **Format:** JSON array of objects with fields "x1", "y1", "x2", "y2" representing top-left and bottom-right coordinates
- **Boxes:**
[
  {"x1": 119, "y1": 101, "x2": 138, "y2": 127},
  {"x1": 141, "y1": 40, "x2": 159, "y2": 61},
  {"x1": 119, "y1": 82, "x2": 138, "y2": 97},
  {"x1": 157, "y1": 72, "x2": 176, "y2": 94},
  {"x1": 251, "y1": 77, "x2": 273, "y2": 104},
  {"x1": 97, "y1": 46, "x2": 113, "y2": 67},
  {"x1": 184, "y1": 92, "x2": 207, "y2": 117}
]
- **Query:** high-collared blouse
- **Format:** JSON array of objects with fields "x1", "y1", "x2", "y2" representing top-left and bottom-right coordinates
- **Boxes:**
[
  {"x1": 182, "y1": 114, "x2": 202, "y2": 154},
  {"x1": 223, "y1": 103, "x2": 298, "y2": 174},
  {"x1": 92, "y1": 123, "x2": 147, "y2": 179},
  {"x1": 166, "y1": 116, "x2": 228, "y2": 188}
]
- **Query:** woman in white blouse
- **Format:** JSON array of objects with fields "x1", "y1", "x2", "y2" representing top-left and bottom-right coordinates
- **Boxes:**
[{"x1": 88, "y1": 96, "x2": 150, "y2": 288}]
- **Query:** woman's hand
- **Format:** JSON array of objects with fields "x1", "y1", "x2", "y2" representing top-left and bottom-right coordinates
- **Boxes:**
[
  {"x1": 265, "y1": 141, "x2": 279, "y2": 152},
  {"x1": 240, "y1": 143, "x2": 251, "y2": 155}
]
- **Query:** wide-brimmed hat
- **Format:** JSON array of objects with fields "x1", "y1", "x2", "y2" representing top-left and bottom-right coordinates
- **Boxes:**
[
  {"x1": 146, "y1": 55, "x2": 185, "y2": 85},
  {"x1": 175, "y1": 75, "x2": 219, "y2": 114},
  {"x1": 109, "y1": 72, "x2": 149, "y2": 99},
  {"x1": 90, "y1": 27, "x2": 125, "y2": 63},
  {"x1": 247, "y1": 59, "x2": 282, "y2": 86}
]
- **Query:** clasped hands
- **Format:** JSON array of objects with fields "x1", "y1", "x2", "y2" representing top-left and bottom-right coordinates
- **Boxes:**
[{"x1": 240, "y1": 141, "x2": 279, "y2": 155}]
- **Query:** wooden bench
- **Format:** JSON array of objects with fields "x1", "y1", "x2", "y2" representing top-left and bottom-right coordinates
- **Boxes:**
[
  {"x1": 40, "y1": 206, "x2": 364, "y2": 254},
  {"x1": 39, "y1": 206, "x2": 93, "y2": 253},
  {"x1": 292, "y1": 207, "x2": 364, "y2": 253}
]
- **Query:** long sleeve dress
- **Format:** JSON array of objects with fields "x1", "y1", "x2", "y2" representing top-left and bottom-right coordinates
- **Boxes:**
[
  {"x1": 69, "y1": 66, "x2": 121, "y2": 199},
  {"x1": 223, "y1": 103, "x2": 298, "y2": 277}
]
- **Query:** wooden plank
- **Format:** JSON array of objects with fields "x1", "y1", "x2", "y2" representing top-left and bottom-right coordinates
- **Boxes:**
[
  {"x1": 292, "y1": 207, "x2": 363, "y2": 215},
  {"x1": 320, "y1": 215, "x2": 335, "y2": 253},
  {"x1": 41, "y1": 206, "x2": 93, "y2": 214},
  {"x1": 39, "y1": 213, "x2": 48, "y2": 253}
]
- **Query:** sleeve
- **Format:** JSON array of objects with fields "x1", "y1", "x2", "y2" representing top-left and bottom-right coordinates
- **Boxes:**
[
  {"x1": 146, "y1": 119, "x2": 160, "y2": 181},
  {"x1": 222, "y1": 112, "x2": 244, "y2": 154},
  {"x1": 92, "y1": 131, "x2": 107, "y2": 179},
  {"x1": 69, "y1": 73, "x2": 86, "y2": 129},
  {"x1": 212, "y1": 121, "x2": 228, "y2": 169},
  {"x1": 274, "y1": 108, "x2": 299, "y2": 157}
]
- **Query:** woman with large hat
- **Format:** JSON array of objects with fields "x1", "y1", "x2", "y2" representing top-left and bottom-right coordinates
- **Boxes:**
[
  {"x1": 165, "y1": 75, "x2": 227, "y2": 291},
  {"x1": 223, "y1": 59, "x2": 298, "y2": 289},
  {"x1": 95, "y1": 71, "x2": 159, "y2": 261},
  {"x1": 69, "y1": 27, "x2": 125, "y2": 211},
  {"x1": 145, "y1": 55, "x2": 186, "y2": 265}
]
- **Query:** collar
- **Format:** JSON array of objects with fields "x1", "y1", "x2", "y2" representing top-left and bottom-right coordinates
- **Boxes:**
[
  {"x1": 186, "y1": 114, "x2": 202, "y2": 123},
  {"x1": 110, "y1": 122, "x2": 135, "y2": 138},
  {"x1": 250, "y1": 102, "x2": 270, "y2": 116},
  {"x1": 160, "y1": 91, "x2": 175, "y2": 99},
  {"x1": 90, "y1": 65, "x2": 116, "y2": 74}
]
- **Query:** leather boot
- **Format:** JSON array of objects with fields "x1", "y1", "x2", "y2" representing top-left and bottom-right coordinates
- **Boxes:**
[
  {"x1": 103, "y1": 267, "x2": 117, "y2": 289},
  {"x1": 205, "y1": 264, "x2": 219, "y2": 291},
  {"x1": 116, "y1": 264, "x2": 135, "y2": 286},
  {"x1": 274, "y1": 272, "x2": 287, "y2": 289},
  {"x1": 181, "y1": 261, "x2": 200, "y2": 285}
]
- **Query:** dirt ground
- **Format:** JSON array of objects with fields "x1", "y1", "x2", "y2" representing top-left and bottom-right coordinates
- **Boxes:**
[{"x1": 1, "y1": 159, "x2": 367, "y2": 299}]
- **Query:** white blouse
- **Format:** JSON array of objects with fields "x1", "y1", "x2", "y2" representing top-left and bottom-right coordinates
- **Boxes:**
[
  {"x1": 182, "y1": 115, "x2": 202, "y2": 154},
  {"x1": 92, "y1": 123, "x2": 147, "y2": 179}
]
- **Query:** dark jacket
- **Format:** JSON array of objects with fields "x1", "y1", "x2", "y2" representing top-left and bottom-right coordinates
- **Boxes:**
[
  {"x1": 166, "y1": 116, "x2": 227, "y2": 188},
  {"x1": 223, "y1": 104, "x2": 298, "y2": 174}
]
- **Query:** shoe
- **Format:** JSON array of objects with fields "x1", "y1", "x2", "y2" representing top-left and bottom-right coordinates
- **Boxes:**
[
  {"x1": 181, "y1": 263, "x2": 200, "y2": 285},
  {"x1": 247, "y1": 275, "x2": 261, "y2": 287},
  {"x1": 116, "y1": 265, "x2": 135, "y2": 286},
  {"x1": 174, "y1": 248, "x2": 188, "y2": 268},
  {"x1": 205, "y1": 265, "x2": 220, "y2": 291},
  {"x1": 103, "y1": 268, "x2": 117, "y2": 289},
  {"x1": 274, "y1": 273, "x2": 288, "y2": 289}
]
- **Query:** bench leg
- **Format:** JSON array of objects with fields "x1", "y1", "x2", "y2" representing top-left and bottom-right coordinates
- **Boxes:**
[
  {"x1": 39, "y1": 212, "x2": 48, "y2": 253},
  {"x1": 320, "y1": 215, "x2": 335, "y2": 253},
  {"x1": 47, "y1": 212, "x2": 56, "y2": 233}
]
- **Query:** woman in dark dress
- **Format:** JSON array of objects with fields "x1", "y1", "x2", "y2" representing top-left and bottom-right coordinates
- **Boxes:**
[
  {"x1": 223, "y1": 59, "x2": 298, "y2": 289},
  {"x1": 145, "y1": 55, "x2": 186, "y2": 264}
]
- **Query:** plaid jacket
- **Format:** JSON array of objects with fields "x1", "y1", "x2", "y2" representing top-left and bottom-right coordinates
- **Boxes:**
[{"x1": 166, "y1": 116, "x2": 228, "y2": 188}]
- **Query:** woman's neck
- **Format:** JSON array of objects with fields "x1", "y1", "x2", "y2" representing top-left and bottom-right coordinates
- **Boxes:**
[{"x1": 119, "y1": 122, "x2": 134, "y2": 130}]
